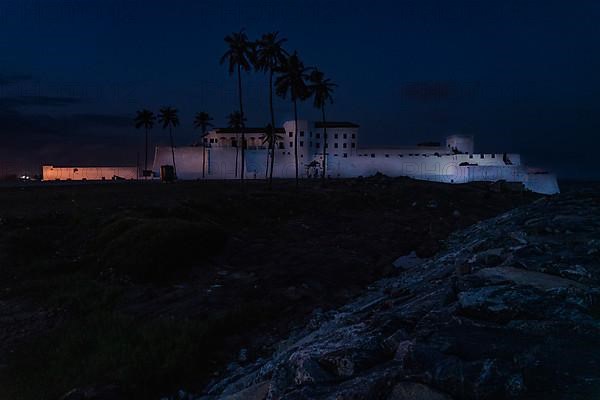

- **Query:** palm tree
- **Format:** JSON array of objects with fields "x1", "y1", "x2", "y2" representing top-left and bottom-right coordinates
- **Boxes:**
[
  {"x1": 227, "y1": 111, "x2": 246, "y2": 175},
  {"x1": 255, "y1": 32, "x2": 288, "y2": 183},
  {"x1": 134, "y1": 109, "x2": 155, "y2": 178},
  {"x1": 158, "y1": 106, "x2": 180, "y2": 178},
  {"x1": 275, "y1": 51, "x2": 311, "y2": 186},
  {"x1": 308, "y1": 69, "x2": 337, "y2": 180},
  {"x1": 220, "y1": 30, "x2": 254, "y2": 181},
  {"x1": 194, "y1": 111, "x2": 214, "y2": 179},
  {"x1": 260, "y1": 123, "x2": 283, "y2": 186}
]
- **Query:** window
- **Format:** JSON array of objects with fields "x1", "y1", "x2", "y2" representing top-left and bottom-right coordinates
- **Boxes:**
[
  {"x1": 351, "y1": 143, "x2": 356, "y2": 148},
  {"x1": 343, "y1": 153, "x2": 347, "y2": 158},
  {"x1": 352, "y1": 133, "x2": 356, "y2": 139},
  {"x1": 309, "y1": 132, "x2": 313, "y2": 138},
  {"x1": 334, "y1": 153, "x2": 338, "y2": 157},
  {"x1": 334, "y1": 143, "x2": 338, "y2": 148},
  {"x1": 300, "y1": 131, "x2": 304, "y2": 137},
  {"x1": 480, "y1": 154, "x2": 484, "y2": 159},
  {"x1": 289, "y1": 132, "x2": 293, "y2": 137},
  {"x1": 334, "y1": 133, "x2": 338, "y2": 139},
  {"x1": 300, "y1": 141, "x2": 304, "y2": 147},
  {"x1": 343, "y1": 143, "x2": 347, "y2": 148},
  {"x1": 343, "y1": 133, "x2": 347, "y2": 139},
  {"x1": 385, "y1": 154, "x2": 389, "y2": 158},
  {"x1": 289, "y1": 141, "x2": 293, "y2": 147},
  {"x1": 279, "y1": 142, "x2": 284, "y2": 149},
  {"x1": 316, "y1": 133, "x2": 321, "y2": 139},
  {"x1": 371, "y1": 153, "x2": 375, "y2": 158},
  {"x1": 492, "y1": 154, "x2": 496, "y2": 158},
  {"x1": 316, "y1": 143, "x2": 320, "y2": 149},
  {"x1": 469, "y1": 154, "x2": 473, "y2": 159},
  {"x1": 325, "y1": 143, "x2": 328, "y2": 148}
]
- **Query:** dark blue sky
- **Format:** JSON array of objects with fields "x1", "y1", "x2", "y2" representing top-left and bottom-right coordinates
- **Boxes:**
[{"x1": 1, "y1": 0, "x2": 599, "y2": 178}]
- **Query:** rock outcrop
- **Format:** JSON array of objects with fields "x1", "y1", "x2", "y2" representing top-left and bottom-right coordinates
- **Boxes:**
[{"x1": 200, "y1": 192, "x2": 600, "y2": 399}]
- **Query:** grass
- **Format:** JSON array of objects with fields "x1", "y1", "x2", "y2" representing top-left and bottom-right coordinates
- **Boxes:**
[
  {"x1": 98, "y1": 217, "x2": 228, "y2": 282},
  {"x1": 2, "y1": 301, "x2": 278, "y2": 400}
]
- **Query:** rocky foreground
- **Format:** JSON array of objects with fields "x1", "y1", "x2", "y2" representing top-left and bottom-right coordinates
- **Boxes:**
[{"x1": 199, "y1": 191, "x2": 600, "y2": 399}]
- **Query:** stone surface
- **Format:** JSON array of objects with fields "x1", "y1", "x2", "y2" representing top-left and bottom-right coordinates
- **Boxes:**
[{"x1": 199, "y1": 192, "x2": 600, "y2": 399}]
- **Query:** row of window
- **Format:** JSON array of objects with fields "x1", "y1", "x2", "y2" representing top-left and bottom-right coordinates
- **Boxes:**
[
  {"x1": 207, "y1": 135, "x2": 358, "y2": 147},
  {"x1": 281, "y1": 141, "x2": 357, "y2": 149},
  {"x1": 358, "y1": 153, "x2": 440, "y2": 158},
  {"x1": 278, "y1": 152, "x2": 350, "y2": 158},
  {"x1": 288, "y1": 131, "x2": 357, "y2": 140},
  {"x1": 469, "y1": 154, "x2": 496, "y2": 159},
  {"x1": 207, "y1": 137, "x2": 263, "y2": 144}
]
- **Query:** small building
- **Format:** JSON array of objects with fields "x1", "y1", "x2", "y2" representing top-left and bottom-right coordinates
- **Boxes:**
[{"x1": 42, "y1": 165, "x2": 138, "y2": 181}]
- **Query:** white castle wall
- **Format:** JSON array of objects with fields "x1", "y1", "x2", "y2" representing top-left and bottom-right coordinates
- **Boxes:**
[
  {"x1": 153, "y1": 146, "x2": 312, "y2": 180},
  {"x1": 152, "y1": 146, "x2": 206, "y2": 180},
  {"x1": 149, "y1": 120, "x2": 559, "y2": 195}
]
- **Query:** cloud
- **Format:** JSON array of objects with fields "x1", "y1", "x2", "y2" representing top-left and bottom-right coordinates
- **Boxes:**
[
  {"x1": 401, "y1": 81, "x2": 479, "y2": 102},
  {"x1": 0, "y1": 95, "x2": 82, "y2": 109},
  {"x1": 0, "y1": 109, "x2": 132, "y2": 141},
  {"x1": 70, "y1": 113, "x2": 131, "y2": 128},
  {"x1": 0, "y1": 74, "x2": 33, "y2": 86}
]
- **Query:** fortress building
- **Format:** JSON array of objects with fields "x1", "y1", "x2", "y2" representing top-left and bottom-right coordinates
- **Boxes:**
[{"x1": 152, "y1": 120, "x2": 559, "y2": 194}]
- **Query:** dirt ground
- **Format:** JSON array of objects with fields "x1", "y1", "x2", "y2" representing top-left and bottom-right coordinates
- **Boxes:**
[{"x1": 0, "y1": 177, "x2": 539, "y2": 399}]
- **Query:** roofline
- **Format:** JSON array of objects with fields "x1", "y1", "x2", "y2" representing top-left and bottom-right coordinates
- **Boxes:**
[
  {"x1": 314, "y1": 121, "x2": 360, "y2": 128},
  {"x1": 43, "y1": 165, "x2": 138, "y2": 168},
  {"x1": 212, "y1": 127, "x2": 285, "y2": 134}
]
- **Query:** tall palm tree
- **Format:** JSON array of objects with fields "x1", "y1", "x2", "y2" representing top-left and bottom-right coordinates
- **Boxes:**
[
  {"x1": 134, "y1": 109, "x2": 155, "y2": 178},
  {"x1": 220, "y1": 30, "x2": 254, "y2": 181},
  {"x1": 260, "y1": 123, "x2": 283, "y2": 186},
  {"x1": 158, "y1": 106, "x2": 180, "y2": 178},
  {"x1": 194, "y1": 111, "x2": 214, "y2": 179},
  {"x1": 227, "y1": 111, "x2": 246, "y2": 175},
  {"x1": 308, "y1": 69, "x2": 337, "y2": 180},
  {"x1": 255, "y1": 32, "x2": 288, "y2": 183},
  {"x1": 275, "y1": 51, "x2": 311, "y2": 186}
]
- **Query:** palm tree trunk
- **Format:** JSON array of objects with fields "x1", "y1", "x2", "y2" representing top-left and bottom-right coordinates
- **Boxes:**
[
  {"x1": 268, "y1": 70, "x2": 276, "y2": 188},
  {"x1": 202, "y1": 132, "x2": 206, "y2": 179},
  {"x1": 265, "y1": 147, "x2": 270, "y2": 180},
  {"x1": 169, "y1": 126, "x2": 177, "y2": 178},
  {"x1": 321, "y1": 106, "x2": 327, "y2": 180},
  {"x1": 238, "y1": 65, "x2": 245, "y2": 182},
  {"x1": 144, "y1": 126, "x2": 149, "y2": 178},
  {"x1": 293, "y1": 98, "x2": 299, "y2": 187},
  {"x1": 234, "y1": 135, "x2": 239, "y2": 178}
]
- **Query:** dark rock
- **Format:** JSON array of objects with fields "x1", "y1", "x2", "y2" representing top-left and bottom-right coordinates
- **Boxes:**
[
  {"x1": 200, "y1": 192, "x2": 600, "y2": 399},
  {"x1": 388, "y1": 382, "x2": 452, "y2": 399}
]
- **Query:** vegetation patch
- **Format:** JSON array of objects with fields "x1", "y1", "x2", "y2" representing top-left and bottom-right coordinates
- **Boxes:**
[
  {"x1": 1, "y1": 300, "x2": 276, "y2": 400},
  {"x1": 98, "y1": 217, "x2": 228, "y2": 282}
]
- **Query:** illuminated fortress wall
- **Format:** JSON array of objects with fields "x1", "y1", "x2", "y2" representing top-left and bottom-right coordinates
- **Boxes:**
[
  {"x1": 150, "y1": 120, "x2": 559, "y2": 195},
  {"x1": 42, "y1": 165, "x2": 138, "y2": 181}
]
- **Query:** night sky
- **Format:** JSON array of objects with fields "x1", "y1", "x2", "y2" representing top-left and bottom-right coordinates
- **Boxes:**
[{"x1": 1, "y1": 0, "x2": 599, "y2": 179}]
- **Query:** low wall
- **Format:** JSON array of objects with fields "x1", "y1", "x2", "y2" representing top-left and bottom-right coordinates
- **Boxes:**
[{"x1": 42, "y1": 165, "x2": 138, "y2": 181}]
